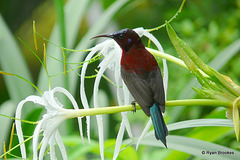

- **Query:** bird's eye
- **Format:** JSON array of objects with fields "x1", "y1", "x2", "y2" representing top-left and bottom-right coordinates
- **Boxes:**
[{"x1": 118, "y1": 33, "x2": 124, "y2": 39}]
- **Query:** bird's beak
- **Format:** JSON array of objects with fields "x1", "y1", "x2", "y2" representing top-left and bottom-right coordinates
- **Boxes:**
[{"x1": 91, "y1": 34, "x2": 113, "y2": 40}]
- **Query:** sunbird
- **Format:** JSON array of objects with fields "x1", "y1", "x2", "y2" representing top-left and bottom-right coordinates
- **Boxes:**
[{"x1": 92, "y1": 28, "x2": 168, "y2": 147}]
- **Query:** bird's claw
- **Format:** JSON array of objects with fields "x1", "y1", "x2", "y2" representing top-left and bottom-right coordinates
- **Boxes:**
[{"x1": 131, "y1": 101, "x2": 137, "y2": 113}]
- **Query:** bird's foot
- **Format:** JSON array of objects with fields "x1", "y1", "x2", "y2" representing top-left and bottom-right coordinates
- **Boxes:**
[{"x1": 131, "y1": 101, "x2": 137, "y2": 113}]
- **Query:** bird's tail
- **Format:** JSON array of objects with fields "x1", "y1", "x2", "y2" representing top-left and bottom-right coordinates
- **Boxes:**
[{"x1": 150, "y1": 102, "x2": 168, "y2": 148}]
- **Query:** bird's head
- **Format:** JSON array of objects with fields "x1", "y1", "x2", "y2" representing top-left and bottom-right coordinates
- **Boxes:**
[{"x1": 92, "y1": 28, "x2": 143, "y2": 52}]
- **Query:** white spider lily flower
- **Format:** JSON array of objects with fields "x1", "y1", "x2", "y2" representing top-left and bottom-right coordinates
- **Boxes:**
[
  {"x1": 15, "y1": 87, "x2": 83, "y2": 160},
  {"x1": 80, "y1": 27, "x2": 168, "y2": 159}
]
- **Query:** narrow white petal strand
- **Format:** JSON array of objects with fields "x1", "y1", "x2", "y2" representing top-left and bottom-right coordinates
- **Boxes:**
[
  {"x1": 121, "y1": 112, "x2": 133, "y2": 138},
  {"x1": 39, "y1": 139, "x2": 48, "y2": 160},
  {"x1": 96, "y1": 115, "x2": 104, "y2": 160},
  {"x1": 50, "y1": 144, "x2": 57, "y2": 160},
  {"x1": 86, "y1": 116, "x2": 91, "y2": 143},
  {"x1": 114, "y1": 44, "x2": 124, "y2": 106},
  {"x1": 162, "y1": 59, "x2": 168, "y2": 98},
  {"x1": 122, "y1": 83, "x2": 133, "y2": 138},
  {"x1": 33, "y1": 115, "x2": 52, "y2": 160},
  {"x1": 15, "y1": 95, "x2": 44, "y2": 159},
  {"x1": 113, "y1": 122, "x2": 125, "y2": 160},
  {"x1": 123, "y1": 83, "x2": 130, "y2": 104},
  {"x1": 52, "y1": 87, "x2": 85, "y2": 143},
  {"x1": 115, "y1": 76, "x2": 123, "y2": 106},
  {"x1": 55, "y1": 130, "x2": 68, "y2": 160},
  {"x1": 77, "y1": 117, "x2": 84, "y2": 143},
  {"x1": 136, "y1": 119, "x2": 153, "y2": 150},
  {"x1": 93, "y1": 52, "x2": 115, "y2": 107},
  {"x1": 80, "y1": 47, "x2": 99, "y2": 142},
  {"x1": 80, "y1": 47, "x2": 100, "y2": 110},
  {"x1": 39, "y1": 117, "x2": 64, "y2": 160},
  {"x1": 111, "y1": 43, "x2": 134, "y2": 157},
  {"x1": 15, "y1": 100, "x2": 27, "y2": 159},
  {"x1": 93, "y1": 51, "x2": 115, "y2": 160},
  {"x1": 32, "y1": 119, "x2": 45, "y2": 160}
]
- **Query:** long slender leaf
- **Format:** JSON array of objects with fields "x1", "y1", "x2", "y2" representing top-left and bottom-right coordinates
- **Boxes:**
[
  {"x1": 0, "y1": 100, "x2": 16, "y2": 155},
  {"x1": 124, "y1": 119, "x2": 237, "y2": 159},
  {"x1": 168, "y1": 119, "x2": 233, "y2": 131},
  {"x1": 139, "y1": 135, "x2": 240, "y2": 160},
  {"x1": 37, "y1": 0, "x2": 90, "y2": 92},
  {"x1": 0, "y1": 14, "x2": 34, "y2": 102},
  {"x1": 54, "y1": 0, "x2": 66, "y2": 48}
]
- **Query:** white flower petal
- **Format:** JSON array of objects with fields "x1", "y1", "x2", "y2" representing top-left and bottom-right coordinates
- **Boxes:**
[
  {"x1": 15, "y1": 95, "x2": 44, "y2": 159},
  {"x1": 15, "y1": 100, "x2": 27, "y2": 159},
  {"x1": 55, "y1": 130, "x2": 68, "y2": 160},
  {"x1": 162, "y1": 60, "x2": 168, "y2": 98},
  {"x1": 93, "y1": 52, "x2": 115, "y2": 160},
  {"x1": 16, "y1": 87, "x2": 80, "y2": 160},
  {"x1": 52, "y1": 87, "x2": 84, "y2": 143},
  {"x1": 32, "y1": 117, "x2": 45, "y2": 160},
  {"x1": 113, "y1": 121, "x2": 125, "y2": 160},
  {"x1": 50, "y1": 143, "x2": 57, "y2": 160},
  {"x1": 39, "y1": 119, "x2": 63, "y2": 160},
  {"x1": 136, "y1": 119, "x2": 153, "y2": 150},
  {"x1": 80, "y1": 47, "x2": 100, "y2": 142},
  {"x1": 122, "y1": 83, "x2": 134, "y2": 138}
]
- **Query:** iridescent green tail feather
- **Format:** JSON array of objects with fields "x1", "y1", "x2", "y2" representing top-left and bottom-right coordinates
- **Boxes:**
[{"x1": 150, "y1": 102, "x2": 168, "y2": 148}]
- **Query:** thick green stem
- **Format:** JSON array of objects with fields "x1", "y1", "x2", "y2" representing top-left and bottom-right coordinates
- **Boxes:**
[
  {"x1": 64, "y1": 99, "x2": 231, "y2": 119},
  {"x1": 147, "y1": 48, "x2": 188, "y2": 69}
]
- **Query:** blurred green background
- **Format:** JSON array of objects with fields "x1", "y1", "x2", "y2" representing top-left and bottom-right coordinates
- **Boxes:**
[{"x1": 0, "y1": 0, "x2": 240, "y2": 159}]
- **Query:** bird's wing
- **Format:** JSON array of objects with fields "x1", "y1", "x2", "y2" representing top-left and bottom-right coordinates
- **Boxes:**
[
  {"x1": 149, "y1": 68, "x2": 165, "y2": 113},
  {"x1": 121, "y1": 67, "x2": 155, "y2": 116}
]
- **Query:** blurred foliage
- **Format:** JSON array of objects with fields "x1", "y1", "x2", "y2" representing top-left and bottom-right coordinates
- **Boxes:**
[{"x1": 0, "y1": 0, "x2": 240, "y2": 159}]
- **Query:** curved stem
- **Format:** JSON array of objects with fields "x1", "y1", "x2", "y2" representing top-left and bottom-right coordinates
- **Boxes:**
[
  {"x1": 147, "y1": 48, "x2": 188, "y2": 69},
  {"x1": 65, "y1": 99, "x2": 231, "y2": 119},
  {"x1": 147, "y1": 0, "x2": 186, "y2": 32},
  {"x1": 166, "y1": 99, "x2": 231, "y2": 107}
]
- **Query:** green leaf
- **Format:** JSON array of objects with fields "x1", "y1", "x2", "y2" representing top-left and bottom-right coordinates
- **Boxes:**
[
  {"x1": 168, "y1": 119, "x2": 233, "y2": 130},
  {"x1": 137, "y1": 135, "x2": 240, "y2": 160},
  {"x1": 0, "y1": 101, "x2": 16, "y2": 155},
  {"x1": 177, "y1": 37, "x2": 213, "y2": 77},
  {"x1": 232, "y1": 97, "x2": 240, "y2": 141},
  {"x1": 54, "y1": 0, "x2": 66, "y2": 48},
  {"x1": 166, "y1": 23, "x2": 215, "y2": 90},
  {"x1": 0, "y1": 14, "x2": 34, "y2": 102},
  {"x1": 166, "y1": 23, "x2": 196, "y2": 72}
]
